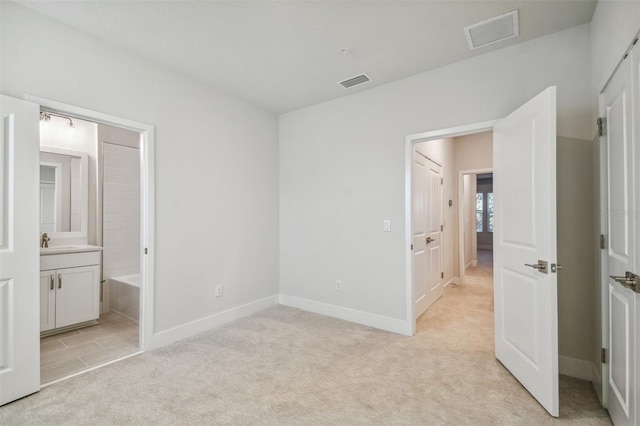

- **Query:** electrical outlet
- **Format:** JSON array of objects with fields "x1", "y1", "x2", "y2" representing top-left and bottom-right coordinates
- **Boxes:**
[
  {"x1": 336, "y1": 280, "x2": 342, "y2": 291},
  {"x1": 215, "y1": 285, "x2": 223, "y2": 297}
]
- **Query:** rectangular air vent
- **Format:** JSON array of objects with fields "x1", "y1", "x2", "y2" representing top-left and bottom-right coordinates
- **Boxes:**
[
  {"x1": 338, "y1": 73, "x2": 371, "y2": 89},
  {"x1": 464, "y1": 10, "x2": 519, "y2": 50}
]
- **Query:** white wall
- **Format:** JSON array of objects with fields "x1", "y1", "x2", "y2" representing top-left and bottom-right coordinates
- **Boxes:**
[
  {"x1": 280, "y1": 24, "x2": 592, "y2": 346},
  {"x1": 591, "y1": 0, "x2": 640, "y2": 123},
  {"x1": 102, "y1": 141, "x2": 140, "y2": 281},
  {"x1": 0, "y1": 2, "x2": 280, "y2": 336}
]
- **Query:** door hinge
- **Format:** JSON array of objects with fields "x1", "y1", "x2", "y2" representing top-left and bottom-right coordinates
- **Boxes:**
[
  {"x1": 411, "y1": 244, "x2": 413, "y2": 250},
  {"x1": 145, "y1": 248, "x2": 148, "y2": 255},
  {"x1": 440, "y1": 178, "x2": 443, "y2": 185},
  {"x1": 597, "y1": 117, "x2": 606, "y2": 137},
  {"x1": 440, "y1": 225, "x2": 443, "y2": 231},
  {"x1": 441, "y1": 272, "x2": 444, "y2": 279},
  {"x1": 599, "y1": 234, "x2": 606, "y2": 250},
  {"x1": 601, "y1": 348, "x2": 607, "y2": 364}
]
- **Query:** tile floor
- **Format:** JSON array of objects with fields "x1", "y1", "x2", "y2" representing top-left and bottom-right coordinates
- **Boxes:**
[{"x1": 40, "y1": 311, "x2": 139, "y2": 385}]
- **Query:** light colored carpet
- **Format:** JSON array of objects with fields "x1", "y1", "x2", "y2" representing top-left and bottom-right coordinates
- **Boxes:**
[{"x1": 1, "y1": 261, "x2": 610, "y2": 425}]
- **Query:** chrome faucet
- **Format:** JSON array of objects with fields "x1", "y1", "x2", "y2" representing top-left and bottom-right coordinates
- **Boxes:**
[{"x1": 40, "y1": 233, "x2": 50, "y2": 248}]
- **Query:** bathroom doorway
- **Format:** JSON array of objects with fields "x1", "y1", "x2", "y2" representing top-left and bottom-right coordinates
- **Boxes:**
[{"x1": 32, "y1": 96, "x2": 154, "y2": 386}]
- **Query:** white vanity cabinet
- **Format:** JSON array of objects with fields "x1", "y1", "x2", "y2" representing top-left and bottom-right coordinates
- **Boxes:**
[{"x1": 40, "y1": 247, "x2": 101, "y2": 334}]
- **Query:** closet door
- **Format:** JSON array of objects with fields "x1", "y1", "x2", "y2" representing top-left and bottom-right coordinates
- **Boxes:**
[{"x1": 601, "y1": 37, "x2": 638, "y2": 426}]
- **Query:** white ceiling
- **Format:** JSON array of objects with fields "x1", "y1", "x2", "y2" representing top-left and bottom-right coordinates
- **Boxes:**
[{"x1": 17, "y1": 1, "x2": 597, "y2": 113}]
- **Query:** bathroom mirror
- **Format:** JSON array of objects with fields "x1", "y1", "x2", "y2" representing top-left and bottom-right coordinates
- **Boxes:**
[{"x1": 39, "y1": 147, "x2": 88, "y2": 241}]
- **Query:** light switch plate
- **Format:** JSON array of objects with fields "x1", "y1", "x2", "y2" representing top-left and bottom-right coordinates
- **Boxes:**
[{"x1": 383, "y1": 220, "x2": 391, "y2": 232}]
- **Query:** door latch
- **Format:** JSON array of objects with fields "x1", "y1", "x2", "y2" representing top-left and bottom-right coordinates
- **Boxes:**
[
  {"x1": 609, "y1": 272, "x2": 639, "y2": 293},
  {"x1": 524, "y1": 260, "x2": 548, "y2": 274},
  {"x1": 550, "y1": 263, "x2": 563, "y2": 273}
]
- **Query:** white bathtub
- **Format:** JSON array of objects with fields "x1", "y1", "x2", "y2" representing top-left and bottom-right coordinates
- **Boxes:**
[{"x1": 110, "y1": 274, "x2": 140, "y2": 322}]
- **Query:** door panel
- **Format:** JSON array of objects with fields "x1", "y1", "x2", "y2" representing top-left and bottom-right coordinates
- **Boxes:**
[
  {"x1": 427, "y1": 166, "x2": 442, "y2": 300},
  {"x1": 493, "y1": 87, "x2": 558, "y2": 417},
  {"x1": 413, "y1": 151, "x2": 443, "y2": 319},
  {"x1": 502, "y1": 269, "x2": 537, "y2": 360},
  {"x1": 602, "y1": 42, "x2": 637, "y2": 425},
  {"x1": 55, "y1": 266, "x2": 100, "y2": 328},
  {"x1": 0, "y1": 95, "x2": 40, "y2": 406},
  {"x1": 413, "y1": 154, "x2": 428, "y2": 315}
]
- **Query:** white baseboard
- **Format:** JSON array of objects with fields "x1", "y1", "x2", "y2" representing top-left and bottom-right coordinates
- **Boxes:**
[
  {"x1": 559, "y1": 355, "x2": 594, "y2": 381},
  {"x1": 279, "y1": 294, "x2": 410, "y2": 336},
  {"x1": 444, "y1": 277, "x2": 459, "y2": 288},
  {"x1": 148, "y1": 294, "x2": 279, "y2": 350}
]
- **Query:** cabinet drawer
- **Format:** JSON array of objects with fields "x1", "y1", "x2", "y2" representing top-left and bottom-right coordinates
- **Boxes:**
[{"x1": 40, "y1": 251, "x2": 100, "y2": 270}]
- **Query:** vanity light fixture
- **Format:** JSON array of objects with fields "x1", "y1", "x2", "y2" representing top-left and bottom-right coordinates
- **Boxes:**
[{"x1": 40, "y1": 111, "x2": 75, "y2": 128}]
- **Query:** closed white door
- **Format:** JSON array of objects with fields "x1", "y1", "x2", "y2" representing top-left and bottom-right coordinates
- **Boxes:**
[
  {"x1": 601, "y1": 41, "x2": 637, "y2": 426},
  {"x1": 493, "y1": 87, "x2": 559, "y2": 417},
  {"x1": 413, "y1": 151, "x2": 443, "y2": 319},
  {"x1": 0, "y1": 95, "x2": 40, "y2": 405}
]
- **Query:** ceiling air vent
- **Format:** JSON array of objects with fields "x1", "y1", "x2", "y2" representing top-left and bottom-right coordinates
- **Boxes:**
[
  {"x1": 464, "y1": 10, "x2": 519, "y2": 50},
  {"x1": 338, "y1": 73, "x2": 371, "y2": 89}
]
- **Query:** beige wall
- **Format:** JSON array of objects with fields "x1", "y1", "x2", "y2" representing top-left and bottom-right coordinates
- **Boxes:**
[
  {"x1": 556, "y1": 137, "x2": 596, "y2": 363},
  {"x1": 454, "y1": 132, "x2": 493, "y2": 172}
]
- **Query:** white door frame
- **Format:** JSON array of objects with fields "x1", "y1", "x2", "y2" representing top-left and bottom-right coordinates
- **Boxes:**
[
  {"x1": 405, "y1": 119, "x2": 499, "y2": 335},
  {"x1": 24, "y1": 95, "x2": 155, "y2": 353},
  {"x1": 457, "y1": 168, "x2": 493, "y2": 285}
]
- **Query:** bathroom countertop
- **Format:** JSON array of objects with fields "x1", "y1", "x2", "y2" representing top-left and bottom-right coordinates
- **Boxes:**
[{"x1": 40, "y1": 245, "x2": 103, "y2": 256}]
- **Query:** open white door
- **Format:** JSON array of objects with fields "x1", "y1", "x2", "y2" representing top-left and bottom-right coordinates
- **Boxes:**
[
  {"x1": 493, "y1": 87, "x2": 559, "y2": 417},
  {"x1": 0, "y1": 95, "x2": 41, "y2": 405}
]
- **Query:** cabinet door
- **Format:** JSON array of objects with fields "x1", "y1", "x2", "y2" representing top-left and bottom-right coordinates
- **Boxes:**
[
  {"x1": 55, "y1": 265, "x2": 100, "y2": 328},
  {"x1": 39, "y1": 270, "x2": 56, "y2": 332}
]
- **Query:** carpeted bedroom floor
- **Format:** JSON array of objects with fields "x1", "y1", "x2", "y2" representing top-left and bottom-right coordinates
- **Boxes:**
[{"x1": 1, "y1": 251, "x2": 610, "y2": 425}]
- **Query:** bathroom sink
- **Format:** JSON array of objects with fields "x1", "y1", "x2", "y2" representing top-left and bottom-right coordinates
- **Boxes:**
[{"x1": 40, "y1": 245, "x2": 103, "y2": 255}]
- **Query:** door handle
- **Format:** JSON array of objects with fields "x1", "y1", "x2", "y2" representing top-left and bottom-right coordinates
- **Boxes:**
[
  {"x1": 426, "y1": 237, "x2": 435, "y2": 244},
  {"x1": 50, "y1": 274, "x2": 54, "y2": 290},
  {"x1": 524, "y1": 260, "x2": 548, "y2": 274},
  {"x1": 610, "y1": 272, "x2": 639, "y2": 293},
  {"x1": 58, "y1": 274, "x2": 62, "y2": 289}
]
